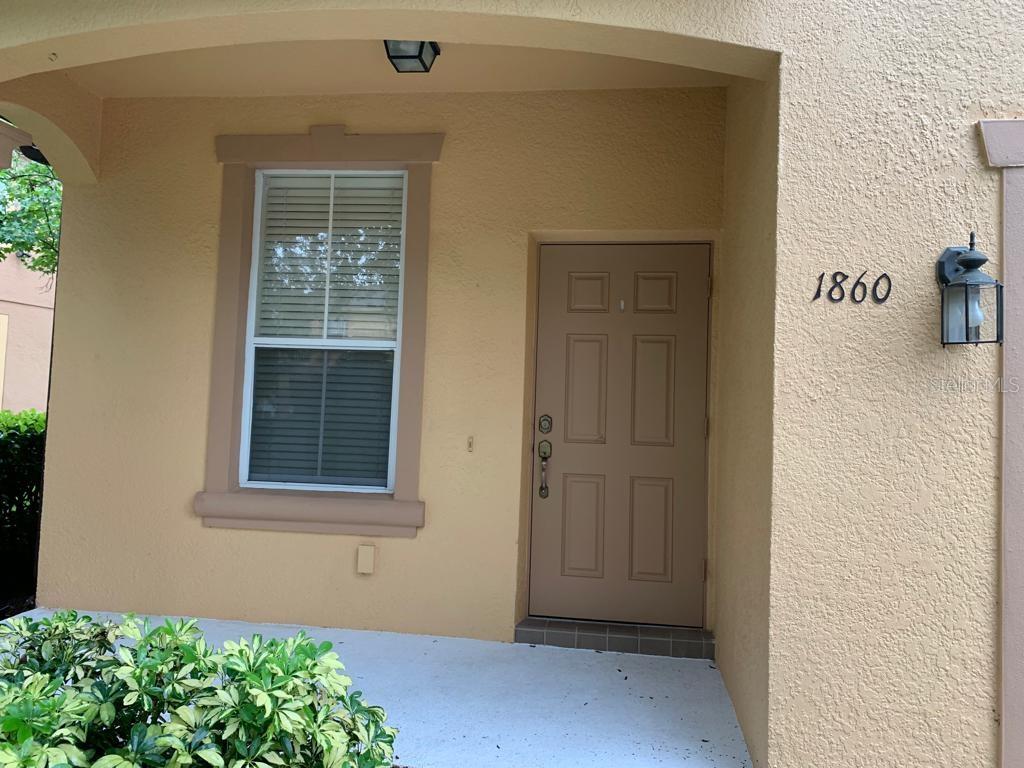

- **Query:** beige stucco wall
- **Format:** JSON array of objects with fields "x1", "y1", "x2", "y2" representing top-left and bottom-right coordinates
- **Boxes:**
[
  {"x1": 0, "y1": 256, "x2": 55, "y2": 412},
  {"x1": 35, "y1": 86, "x2": 725, "y2": 638},
  {"x1": 709, "y1": 74, "x2": 779, "y2": 768},
  {"x1": 767, "y1": 20, "x2": 1011, "y2": 768},
  {"x1": 3, "y1": 2, "x2": 1023, "y2": 766}
]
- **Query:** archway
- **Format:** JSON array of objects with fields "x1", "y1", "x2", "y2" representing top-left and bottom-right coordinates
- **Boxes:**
[
  {"x1": 0, "y1": 98, "x2": 97, "y2": 185},
  {"x1": 0, "y1": 8, "x2": 776, "y2": 83}
]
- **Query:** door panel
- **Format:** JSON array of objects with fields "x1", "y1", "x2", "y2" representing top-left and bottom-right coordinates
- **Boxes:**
[
  {"x1": 629, "y1": 476, "x2": 674, "y2": 582},
  {"x1": 634, "y1": 272, "x2": 678, "y2": 312},
  {"x1": 529, "y1": 242, "x2": 709, "y2": 627},
  {"x1": 631, "y1": 335, "x2": 676, "y2": 446},
  {"x1": 561, "y1": 473, "x2": 606, "y2": 578},
  {"x1": 568, "y1": 272, "x2": 611, "y2": 312},
  {"x1": 564, "y1": 335, "x2": 608, "y2": 443}
]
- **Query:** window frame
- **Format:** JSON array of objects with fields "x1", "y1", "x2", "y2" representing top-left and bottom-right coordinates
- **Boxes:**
[
  {"x1": 193, "y1": 124, "x2": 443, "y2": 537},
  {"x1": 238, "y1": 169, "x2": 408, "y2": 494}
]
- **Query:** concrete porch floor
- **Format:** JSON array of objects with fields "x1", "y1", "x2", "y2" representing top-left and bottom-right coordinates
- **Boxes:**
[{"x1": 24, "y1": 610, "x2": 750, "y2": 767}]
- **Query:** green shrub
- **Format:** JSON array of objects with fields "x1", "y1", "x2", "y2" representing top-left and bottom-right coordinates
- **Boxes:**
[
  {"x1": 0, "y1": 611, "x2": 397, "y2": 768},
  {"x1": 0, "y1": 410, "x2": 46, "y2": 526},
  {"x1": 0, "y1": 410, "x2": 46, "y2": 614}
]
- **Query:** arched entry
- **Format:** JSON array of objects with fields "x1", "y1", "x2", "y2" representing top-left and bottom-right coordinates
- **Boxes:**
[
  {"x1": 0, "y1": 98, "x2": 97, "y2": 185},
  {"x1": 0, "y1": 8, "x2": 776, "y2": 83}
]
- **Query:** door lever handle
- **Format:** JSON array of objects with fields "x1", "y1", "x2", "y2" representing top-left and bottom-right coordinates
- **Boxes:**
[{"x1": 537, "y1": 439, "x2": 552, "y2": 498}]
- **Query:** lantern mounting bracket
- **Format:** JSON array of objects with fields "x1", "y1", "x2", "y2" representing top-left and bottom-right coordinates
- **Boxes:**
[{"x1": 937, "y1": 232, "x2": 985, "y2": 285}]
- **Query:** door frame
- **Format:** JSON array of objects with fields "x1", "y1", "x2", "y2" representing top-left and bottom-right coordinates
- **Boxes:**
[{"x1": 516, "y1": 229, "x2": 720, "y2": 629}]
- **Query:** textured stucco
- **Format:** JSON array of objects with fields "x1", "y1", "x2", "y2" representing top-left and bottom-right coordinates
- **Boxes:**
[
  {"x1": 767, "y1": 9, "x2": 1016, "y2": 766},
  {"x1": 710, "y1": 74, "x2": 779, "y2": 768},
  {"x1": 31, "y1": 87, "x2": 725, "y2": 639},
  {"x1": 2, "y1": 2, "x2": 1023, "y2": 766}
]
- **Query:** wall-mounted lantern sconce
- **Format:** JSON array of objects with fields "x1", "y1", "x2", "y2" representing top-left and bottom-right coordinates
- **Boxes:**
[
  {"x1": 937, "y1": 232, "x2": 1003, "y2": 346},
  {"x1": 383, "y1": 40, "x2": 441, "y2": 73}
]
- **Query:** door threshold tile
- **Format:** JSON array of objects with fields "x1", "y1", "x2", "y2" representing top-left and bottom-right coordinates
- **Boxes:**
[{"x1": 515, "y1": 617, "x2": 714, "y2": 660}]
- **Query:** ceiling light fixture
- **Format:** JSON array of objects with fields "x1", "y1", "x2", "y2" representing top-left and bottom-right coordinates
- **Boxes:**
[{"x1": 383, "y1": 40, "x2": 441, "y2": 73}]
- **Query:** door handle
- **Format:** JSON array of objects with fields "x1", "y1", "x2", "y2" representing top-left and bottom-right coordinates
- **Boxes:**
[{"x1": 538, "y1": 439, "x2": 552, "y2": 498}]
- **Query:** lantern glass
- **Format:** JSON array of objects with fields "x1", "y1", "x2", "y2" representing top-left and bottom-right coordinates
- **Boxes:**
[
  {"x1": 941, "y1": 281, "x2": 1003, "y2": 345},
  {"x1": 419, "y1": 42, "x2": 439, "y2": 70},
  {"x1": 392, "y1": 56, "x2": 424, "y2": 72},
  {"x1": 383, "y1": 40, "x2": 441, "y2": 73},
  {"x1": 386, "y1": 40, "x2": 421, "y2": 57}
]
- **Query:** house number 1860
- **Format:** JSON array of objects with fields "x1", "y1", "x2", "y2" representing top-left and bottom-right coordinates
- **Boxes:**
[{"x1": 812, "y1": 271, "x2": 891, "y2": 304}]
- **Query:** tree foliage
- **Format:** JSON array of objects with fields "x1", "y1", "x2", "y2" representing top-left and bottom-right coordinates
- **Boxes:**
[{"x1": 0, "y1": 152, "x2": 62, "y2": 275}]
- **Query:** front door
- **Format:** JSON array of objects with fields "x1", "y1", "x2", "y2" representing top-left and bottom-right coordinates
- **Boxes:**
[{"x1": 529, "y1": 242, "x2": 709, "y2": 626}]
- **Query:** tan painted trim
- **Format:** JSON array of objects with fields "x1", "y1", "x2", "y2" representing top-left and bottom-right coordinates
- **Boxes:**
[
  {"x1": 528, "y1": 229, "x2": 722, "y2": 245},
  {"x1": 980, "y1": 119, "x2": 1024, "y2": 768},
  {"x1": 393, "y1": 165, "x2": 430, "y2": 500},
  {"x1": 515, "y1": 229, "x2": 720, "y2": 627},
  {"x1": 0, "y1": 120, "x2": 31, "y2": 170},
  {"x1": 1001, "y1": 165, "x2": 1024, "y2": 768},
  {"x1": 215, "y1": 125, "x2": 444, "y2": 165},
  {"x1": 202, "y1": 164, "x2": 252, "y2": 496},
  {"x1": 980, "y1": 120, "x2": 1024, "y2": 168},
  {"x1": 195, "y1": 127, "x2": 441, "y2": 537},
  {"x1": 201, "y1": 517, "x2": 419, "y2": 538},
  {"x1": 195, "y1": 491, "x2": 423, "y2": 529}
]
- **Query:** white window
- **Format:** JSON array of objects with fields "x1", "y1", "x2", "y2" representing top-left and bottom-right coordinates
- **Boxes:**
[{"x1": 239, "y1": 170, "x2": 406, "y2": 492}]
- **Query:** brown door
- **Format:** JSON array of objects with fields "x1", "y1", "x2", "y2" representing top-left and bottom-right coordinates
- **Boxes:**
[{"x1": 529, "y1": 242, "x2": 709, "y2": 626}]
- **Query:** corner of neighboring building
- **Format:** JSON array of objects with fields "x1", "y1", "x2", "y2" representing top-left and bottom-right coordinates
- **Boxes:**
[{"x1": 0, "y1": 256, "x2": 55, "y2": 412}]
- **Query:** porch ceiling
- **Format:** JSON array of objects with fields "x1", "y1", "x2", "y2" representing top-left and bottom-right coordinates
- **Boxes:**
[
  {"x1": 23, "y1": 610, "x2": 750, "y2": 767},
  {"x1": 61, "y1": 40, "x2": 731, "y2": 98}
]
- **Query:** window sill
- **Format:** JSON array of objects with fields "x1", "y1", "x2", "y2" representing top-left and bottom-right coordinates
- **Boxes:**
[{"x1": 193, "y1": 491, "x2": 424, "y2": 538}]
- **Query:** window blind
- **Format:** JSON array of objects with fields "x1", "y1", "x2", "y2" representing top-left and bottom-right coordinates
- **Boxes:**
[
  {"x1": 245, "y1": 171, "x2": 404, "y2": 490},
  {"x1": 248, "y1": 348, "x2": 395, "y2": 487},
  {"x1": 256, "y1": 174, "x2": 404, "y2": 340}
]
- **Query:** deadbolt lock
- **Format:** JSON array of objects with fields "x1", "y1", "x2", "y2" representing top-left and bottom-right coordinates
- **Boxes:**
[{"x1": 538, "y1": 414, "x2": 552, "y2": 434}]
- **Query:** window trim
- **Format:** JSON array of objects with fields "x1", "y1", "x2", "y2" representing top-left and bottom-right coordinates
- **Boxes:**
[
  {"x1": 193, "y1": 125, "x2": 443, "y2": 537},
  {"x1": 238, "y1": 169, "x2": 408, "y2": 494}
]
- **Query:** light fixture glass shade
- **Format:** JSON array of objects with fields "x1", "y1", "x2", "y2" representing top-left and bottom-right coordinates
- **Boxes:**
[
  {"x1": 386, "y1": 40, "x2": 422, "y2": 57},
  {"x1": 383, "y1": 40, "x2": 441, "y2": 73},
  {"x1": 419, "y1": 42, "x2": 439, "y2": 70},
  {"x1": 392, "y1": 58, "x2": 423, "y2": 72},
  {"x1": 941, "y1": 281, "x2": 1003, "y2": 345}
]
